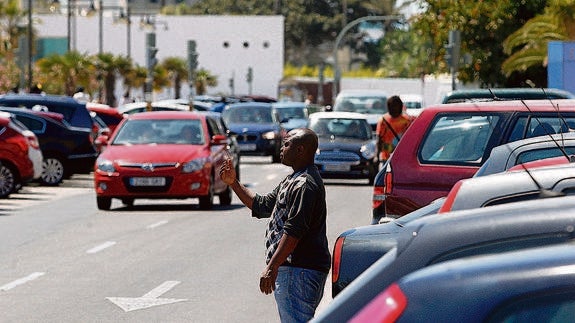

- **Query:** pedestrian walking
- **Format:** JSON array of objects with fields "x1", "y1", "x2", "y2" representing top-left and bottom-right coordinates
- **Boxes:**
[
  {"x1": 375, "y1": 95, "x2": 412, "y2": 164},
  {"x1": 219, "y1": 128, "x2": 331, "y2": 323}
]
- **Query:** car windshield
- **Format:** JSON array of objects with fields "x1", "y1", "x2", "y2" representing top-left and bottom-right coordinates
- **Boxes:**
[
  {"x1": 113, "y1": 119, "x2": 204, "y2": 145},
  {"x1": 222, "y1": 107, "x2": 273, "y2": 124},
  {"x1": 309, "y1": 118, "x2": 371, "y2": 140}
]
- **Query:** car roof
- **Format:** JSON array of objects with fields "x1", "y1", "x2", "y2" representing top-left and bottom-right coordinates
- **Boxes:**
[
  {"x1": 271, "y1": 101, "x2": 307, "y2": 108},
  {"x1": 475, "y1": 132, "x2": 575, "y2": 176},
  {"x1": 309, "y1": 111, "x2": 368, "y2": 120},
  {"x1": 125, "y1": 111, "x2": 204, "y2": 120},
  {"x1": 425, "y1": 98, "x2": 575, "y2": 112},
  {"x1": 442, "y1": 163, "x2": 575, "y2": 212},
  {"x1": 226, "y1": 102, "x2": 273, "y2": 109},
  {"x1": 393, "y1": 242, "x2": 575, "y2": 321},
  {"x1": 315, "y1": 194, "x2": 575, "y2": 322},
  {"x1": 442, "y1": 88, "x2": 575, "y2": 103}
]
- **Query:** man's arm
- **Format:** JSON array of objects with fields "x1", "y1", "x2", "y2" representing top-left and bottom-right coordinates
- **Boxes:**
[{"x1": 259, "y1": 233, "x2": 300, "y2": 294}]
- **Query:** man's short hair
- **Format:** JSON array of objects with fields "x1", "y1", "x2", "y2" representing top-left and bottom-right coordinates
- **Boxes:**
[{"x1": 387, "y1": 95, "x2": 404, "y2": 118}]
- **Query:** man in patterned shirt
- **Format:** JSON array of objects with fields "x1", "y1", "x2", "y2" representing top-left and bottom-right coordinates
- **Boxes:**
[{"x1": 219, "y1": 128, "x2": 331, "y2": 322}]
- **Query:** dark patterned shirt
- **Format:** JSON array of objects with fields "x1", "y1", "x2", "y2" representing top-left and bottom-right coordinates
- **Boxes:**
[{"x1": 252, "y1": 165, "x2": 331, "y2": 273}]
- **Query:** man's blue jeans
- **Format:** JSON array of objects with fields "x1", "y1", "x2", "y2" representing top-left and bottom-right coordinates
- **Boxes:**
[{"x1": 274, "y1": 266, "x2": 328, "y2": 323}]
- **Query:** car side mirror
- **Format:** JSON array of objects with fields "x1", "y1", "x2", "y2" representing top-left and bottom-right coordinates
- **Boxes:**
[{"x1": 211, "y1": 134, "x2": 228, "y2": 145}]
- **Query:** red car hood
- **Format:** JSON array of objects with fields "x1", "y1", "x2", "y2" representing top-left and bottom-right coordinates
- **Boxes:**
[{"x1": 102, "y1": 144, "x2": 207, "y2": 163}]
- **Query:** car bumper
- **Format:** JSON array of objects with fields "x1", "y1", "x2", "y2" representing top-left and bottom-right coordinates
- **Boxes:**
[{"x1": 94, "y1": 167, "x2": 212, "y2": 198}]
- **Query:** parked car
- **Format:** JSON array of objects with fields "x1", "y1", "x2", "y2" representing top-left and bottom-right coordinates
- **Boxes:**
[
  {"x1": 0, "y1": 93, "x2": 94, "y2": 131},
  {"x1": 333, "y1": 162, "x2": 575, "y2": 298},
  {"x1": 332, "y1": 89, "x2": 388, "y2": 131},
  {"x1": 372, "y1": 99, "x2": 575, "y2": 223},
  {"x1": 221, "y1": 102, "x2": 284, "y2": 163},
  {"x1": 351, "y1": 242, "x2": 575, "y2": 323},
  {"x1": 0, "y1": 111, "x2": 41, "y2": 197},
  {"x1": 474, "y1": 132, "x2": 575, "y2": 177},
  {"x1": 441, "y1": 87, "x2": 575, "y2": 104},
  {"x1": 94, "y1": 111, "x2": 233, "y2": 210},
  {"x1": 440, "y1": 163, "x2": 575, "y2": 212},
  {"x1": 86, "y1": 103, "x2": 125, "y2": 134},
  {"x1": 308, "y1": 112, "x2": 378, "y2": 184},
  {"x1": 314, "y1": 195, "x2": 575, "y2": 322},
  {"x1": 0, "y1": 107, "x2": 99, "y2": 185},
  {"x1": 271, "y1": 101, "x2": 310, "y2": 132},
  {"x1": 331, "y1": 197, "x2": 445, "y2": 297}
]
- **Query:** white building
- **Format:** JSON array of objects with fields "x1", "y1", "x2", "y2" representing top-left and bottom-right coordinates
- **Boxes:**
[{"x1": 34, "y1": 14, "x2": 285, "y2": 100}]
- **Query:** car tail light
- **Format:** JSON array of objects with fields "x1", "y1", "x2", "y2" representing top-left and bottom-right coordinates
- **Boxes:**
[
  {"x1": 383, "y1": 164, "x2": 393, "y2": 194},
  {"x1": 331, "y1": 236, "x2": 345, "y2": 283},
  {"x1": 438, "y1": 180, "x2": 463, "y2": 213},
  {"x1": 349, "y1": 283, "x2": 407, "y2": 323}
]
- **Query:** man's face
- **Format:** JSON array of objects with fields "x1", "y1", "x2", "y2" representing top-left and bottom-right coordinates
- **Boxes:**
[{"x1": 280, "y1": 130, "x2": 302, "y2": 167}]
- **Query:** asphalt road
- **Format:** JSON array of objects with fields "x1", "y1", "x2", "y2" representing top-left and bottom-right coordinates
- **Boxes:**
[{"x1": 0, "y1": 156, "x2": 372, "y2": 323}]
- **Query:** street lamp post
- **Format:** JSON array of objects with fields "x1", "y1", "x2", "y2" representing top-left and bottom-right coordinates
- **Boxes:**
[{"x1": 331, "y1": 15, "x2": 402, "y2": 103}]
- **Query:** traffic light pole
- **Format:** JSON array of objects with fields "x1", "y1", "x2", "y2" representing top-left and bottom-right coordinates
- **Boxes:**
[
  {"x1": 187, "y1": 40, "x2": 198, "y2": 111},
  {"x1": 145, "y1": 32, "x2": 158, "y2": 110}
]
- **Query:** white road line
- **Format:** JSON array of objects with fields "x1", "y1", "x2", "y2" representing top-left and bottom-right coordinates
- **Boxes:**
[
  {"x1": 266, "y1": 174, "x2": 278, "y2": 181},
  {"x1": 146, "y1": 220, "x2": 168, "y2": 229},
  {"x1": 86, "y1": 241, "x2": 117, "y2": 254},
  {"x1": 0, "y1": 272, "x2": 45, "y2": 291}
]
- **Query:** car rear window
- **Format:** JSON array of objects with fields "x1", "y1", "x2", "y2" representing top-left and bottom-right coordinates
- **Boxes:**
[{"x1": 420, "y1": 114, "x2": 501, "y2": 164}]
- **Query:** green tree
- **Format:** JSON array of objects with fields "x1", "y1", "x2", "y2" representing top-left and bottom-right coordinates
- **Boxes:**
[
  {"x1": 411, "y1": 0, "x2": 546, "y2": 87},
  {"x1": 161, "y1": 57, "x2": 188, "y2": 99},
  {"x1": 502, "y1": 0, "x2": 575, "y2": 79},
  {"x1": 36, "y1": 51, "x2": 92, "y2": 95},
  {"x1": 194, "y1": 69, "x2": 218, "y2": 95}
]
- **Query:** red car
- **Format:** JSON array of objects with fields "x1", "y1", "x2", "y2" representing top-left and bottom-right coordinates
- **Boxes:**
[
  {"x1": 374, "y1": 99, "x2": 575, "y2": 221},
  {"x1": 94, "y1": 111, "x2": 233, "y2": 210},
  {"x1": 0, "y1": 111, "x2": 39, "y2": 197},
  {"x1": 86, "y1": 103, "x2": 125, "y2": 134}
]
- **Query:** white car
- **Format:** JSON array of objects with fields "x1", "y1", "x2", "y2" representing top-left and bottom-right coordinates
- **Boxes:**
[{"x1": 332, "y1": 89, "x2": 388, "y2": 131}]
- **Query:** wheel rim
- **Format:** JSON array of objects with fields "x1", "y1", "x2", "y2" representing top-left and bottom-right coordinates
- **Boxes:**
[
  {"x1": 42, "y1": 158, "x2": 64, "y2": 184},
  {"x1": 0, "y1": 164, "x2": 15, "y2": 197}
]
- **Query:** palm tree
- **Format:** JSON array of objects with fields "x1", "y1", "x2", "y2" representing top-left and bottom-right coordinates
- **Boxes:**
[
  {"x1": 194, "y1": 69, "x2": 218, "y2": 95},
  {"x1": 502, "y1": 0, "x2": 575, "y2": 76},
  {"x1": 161, "y1": 57, "x2": 188, "y2": 99},
  {"x1": 36, "y1": 51, "x2": 92, "y2": 95}
]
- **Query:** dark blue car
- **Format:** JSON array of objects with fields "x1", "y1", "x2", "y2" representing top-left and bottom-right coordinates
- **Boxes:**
[
  {"x1": 222, "y1": 102, "x2": 284, "y2": 163},
  {"x1": 0, "y1": 107, "x2": 98, "y2": 185},
  {"x1": 352, "y1": 242, "x2": 575, "y2": 322}
]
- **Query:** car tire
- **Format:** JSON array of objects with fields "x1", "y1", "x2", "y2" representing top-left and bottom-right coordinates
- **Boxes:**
[
  {"x1": 219, "y1": 185, "x2": 233, "y2": 206},
  {"x1": 0, "y1": 163, "x2": 16, "y2": 198},
  {"x1": 199, "y1": 177, "x2": 214, "y2": 210},
  {"x1": 41, "y1": 156, "x2": 65, "y2": 186},
  {"x1": 97, "y1": 196, "x2": 112, "y2": 210},
  {"x1": 121, "y1": 198, "x2": 134, "y2": 207}
]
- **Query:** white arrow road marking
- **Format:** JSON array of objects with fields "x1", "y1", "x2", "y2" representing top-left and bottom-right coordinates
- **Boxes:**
[
  {"x1": 0, "y1": 272, "x2": 45, "y2": 291},
  {"x1": 107, "y1": 281, "x2": 187, "y2": 312},
  {"x1": 86, "y1": 241, "x2": 117, "y2": 254}
]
